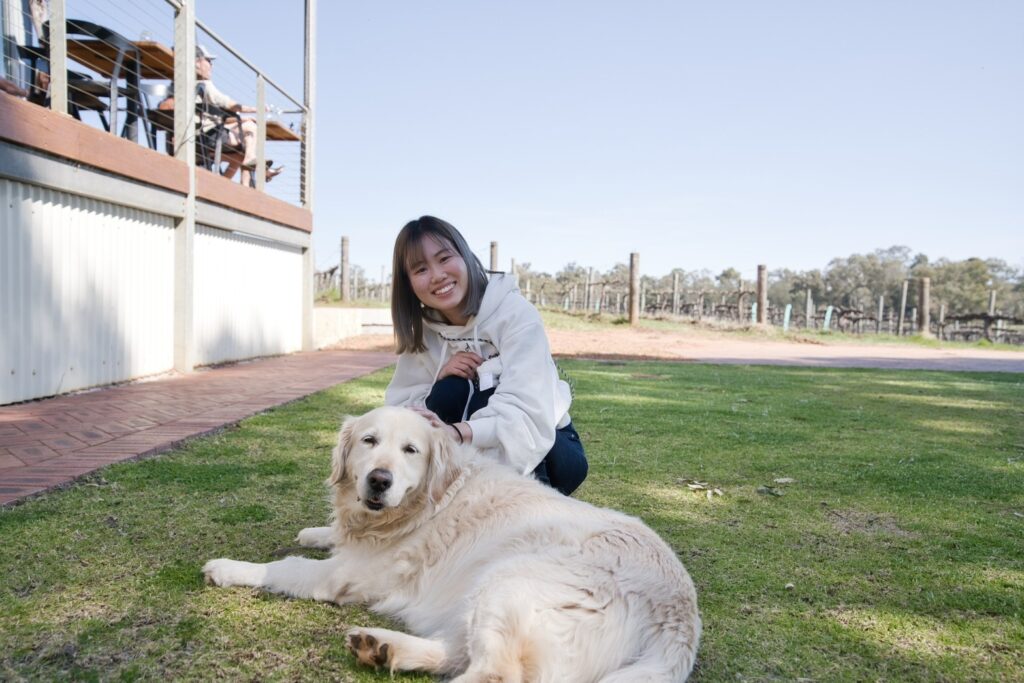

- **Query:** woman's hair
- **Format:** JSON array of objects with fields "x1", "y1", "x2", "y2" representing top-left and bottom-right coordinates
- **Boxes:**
[{"x1": 391, "y1": 216, "x2": 490, "y2": 353}]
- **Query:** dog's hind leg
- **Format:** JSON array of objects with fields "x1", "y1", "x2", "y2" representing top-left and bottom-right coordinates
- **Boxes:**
[
  {"x1": 296, "y1": 525, "x2": 336, "y2": 549},
  {"x1": 346, "y1": 627, "x2": 449, "y2": 675}
]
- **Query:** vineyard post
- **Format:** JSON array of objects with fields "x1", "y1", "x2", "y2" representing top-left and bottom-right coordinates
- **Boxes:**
[
  {"x1": 629, "y1": 252, "x2": 640, "y2": 325},
  {"x1": 919, "y1": 277, "x2": 931, "y2": 337},
  {"x1": 340, "y1": 236, "x2": 350, "y2": 302},
  {"x1": 756, "y1": 264, "x2": 768, "y2": 324},
  {"x1": 897, "y1": 279, "x2": 909, "y2": 336}
]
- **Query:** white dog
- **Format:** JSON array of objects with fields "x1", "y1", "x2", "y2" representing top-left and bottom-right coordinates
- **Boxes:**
[{"x1": 203, "y1": 406, "x2": 700, "y2": 682}]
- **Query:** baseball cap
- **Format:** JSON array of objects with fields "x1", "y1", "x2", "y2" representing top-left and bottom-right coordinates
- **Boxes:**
[{"x1": 196, "y1": 44, "x2": 217, "y2": 61}]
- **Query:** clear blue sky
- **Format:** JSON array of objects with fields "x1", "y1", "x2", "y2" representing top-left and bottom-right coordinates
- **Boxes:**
[{"x1": 199, "y1": 1, "x2": 1023, "y2": 281}]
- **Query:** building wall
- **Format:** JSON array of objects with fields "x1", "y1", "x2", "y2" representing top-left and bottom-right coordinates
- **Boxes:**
[
  {"x1": 193, "y1": 225, "x2": 304, "y2": 365},
  {"x1": 0, "y1": 126, "x2": 313, "y2": 406},
  {"x1": 0, "y1": 178, "x2": 176, "y2": 404}
]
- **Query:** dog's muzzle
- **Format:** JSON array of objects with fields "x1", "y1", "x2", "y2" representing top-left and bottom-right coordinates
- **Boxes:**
[{"x1": 364, "y1": 468, "x2": 392, "y2": 510}]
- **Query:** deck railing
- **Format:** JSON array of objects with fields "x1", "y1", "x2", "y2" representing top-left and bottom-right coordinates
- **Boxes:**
[{"x1": 0, "y1": 0, "x2": 313, "y2": 208}]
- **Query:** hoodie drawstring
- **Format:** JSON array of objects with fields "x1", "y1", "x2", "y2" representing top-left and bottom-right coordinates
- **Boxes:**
[
  {"x1": 432, "y1": 326, "x2": 477, "y2": 422},
  {"x1": 460, "y1": 325, "x2": 482, "y2": 421}
]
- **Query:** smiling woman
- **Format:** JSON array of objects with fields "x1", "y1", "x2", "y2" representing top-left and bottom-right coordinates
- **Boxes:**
[{"x1": 384, "y1": 215, "x2": 589, "y2": 496}]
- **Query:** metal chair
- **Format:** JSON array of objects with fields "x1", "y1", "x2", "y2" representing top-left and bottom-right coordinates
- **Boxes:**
[
  {"x1": 17, "y1": 43, "x2": 111, "y2": 129},
  {"x1": 40, "y1": 19, "x2": 151, "y2": 144},
  {"x1": 195, "y1": 82, "x2": 245, "y2": 173}
]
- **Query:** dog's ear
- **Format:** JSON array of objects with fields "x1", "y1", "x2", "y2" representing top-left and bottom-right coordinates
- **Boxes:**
[
  {"x1": 427, "y1": 423, "x2": 462, "y2": 505},
  {"x1": 328, "y1": 416, "x2": 357, "y2": 486}
]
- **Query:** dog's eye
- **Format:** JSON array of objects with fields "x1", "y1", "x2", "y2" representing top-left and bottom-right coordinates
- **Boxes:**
[
  {"x1": 361, "y1": 435, "x2": 378, "y2": 446},
  {"x1": 403, "y1": 444, "x2": 419, "y2": 455}
]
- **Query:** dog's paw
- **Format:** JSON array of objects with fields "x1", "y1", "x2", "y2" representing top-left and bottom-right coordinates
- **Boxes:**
[
  {"x1": 296, "y1": 526, "x2": 335, "y2": 549},
  {"x1": 202, "y1": 558, "x2": 262, "y2": 587},
  {"x1": 346, "y1": 628, "x2": 393, "y2": 670}
]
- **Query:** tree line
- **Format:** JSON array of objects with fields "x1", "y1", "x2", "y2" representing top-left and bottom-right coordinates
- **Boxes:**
[
  {"x1": 510, "y1": 246, "x2": 1023, "y2": 319},
  {"x1": 318, "y1": 244, "x2": 1022, "y2": 321}
]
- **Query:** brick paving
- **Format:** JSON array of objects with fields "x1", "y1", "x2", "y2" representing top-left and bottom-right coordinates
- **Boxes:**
[{"x1": 0, "y1": 350, "x2": 394, "y2": 507}]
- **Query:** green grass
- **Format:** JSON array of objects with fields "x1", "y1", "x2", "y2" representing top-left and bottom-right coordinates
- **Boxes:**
[{"x1": 2, "y1": 363, "x2": 1023, "y2": 681}]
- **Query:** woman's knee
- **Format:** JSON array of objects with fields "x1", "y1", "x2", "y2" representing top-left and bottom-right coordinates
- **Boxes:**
[
  {"x1": 538, "y1": 425, "x2": 588, "y2": 496},
  {"x1": 425, "y1": 375, "x2": 472, "y2": 424}
]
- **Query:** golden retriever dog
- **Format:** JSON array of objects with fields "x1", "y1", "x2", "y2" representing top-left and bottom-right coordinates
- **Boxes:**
[{"x1": 203, "y1": 406, "x2": 700, "y2": 682}]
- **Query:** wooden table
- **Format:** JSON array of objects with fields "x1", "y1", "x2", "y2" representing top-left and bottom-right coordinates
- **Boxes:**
[
  {"x1": 147, "y1": 108, "x2": 301, "y2": 141},
  {"x1": 66, "y1": 39, "x2": 175, "y2": 80}
]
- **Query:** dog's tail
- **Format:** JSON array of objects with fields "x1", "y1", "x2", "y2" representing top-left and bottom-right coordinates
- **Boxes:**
[{"x1": 597, "y1": 606, "x2": 701, "y2": 683}]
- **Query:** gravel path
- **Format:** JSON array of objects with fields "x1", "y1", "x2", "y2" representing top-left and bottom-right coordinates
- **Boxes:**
[{"x1": 333, "y1": 329, "x2": 1024, "y2": 374}]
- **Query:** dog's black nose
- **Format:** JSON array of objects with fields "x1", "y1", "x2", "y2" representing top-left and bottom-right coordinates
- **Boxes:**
[{"x1": 367, "y1": 468, "x2": 393, "y2": 493}]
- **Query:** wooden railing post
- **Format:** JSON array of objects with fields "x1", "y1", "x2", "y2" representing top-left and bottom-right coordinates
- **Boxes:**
[
  {"x1": 340, "y1": 236, "x2": 350, "y2": 301},
  {"x1": 897, "y1": 279, "x2": 909, "y2": 336},
  {"x1": 756, "y1": 264, "x2": 767, "y2": 324},
  {"x1": 173, "y1": 0, "x2": 197, "y2": 373},
  {"x1": 255, "y1": 75, "x2": 267, "y2": 192},
  {"x1": 629, "y1": 253, "x2": 640, "y2": 325},
  {"x1": 918, "y1": 277, "x2": 931, "y2": 337},
  {"x1": 49, "y1": 0, "x2": 68, "y2": 116}
]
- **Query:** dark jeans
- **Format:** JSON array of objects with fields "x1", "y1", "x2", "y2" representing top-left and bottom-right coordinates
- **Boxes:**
[{"x1": 426, "y1": 375, "x2": 588, "y2": 495}]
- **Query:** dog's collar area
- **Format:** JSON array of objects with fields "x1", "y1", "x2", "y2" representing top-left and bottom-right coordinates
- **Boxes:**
[{"x1": 430, "y1": 467, "x2": 469, "y2": 517}]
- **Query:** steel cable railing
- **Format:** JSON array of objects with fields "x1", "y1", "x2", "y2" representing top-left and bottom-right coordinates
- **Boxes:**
[{"x1": 1, "y1": 0, "x2": 308, "y2": 208}]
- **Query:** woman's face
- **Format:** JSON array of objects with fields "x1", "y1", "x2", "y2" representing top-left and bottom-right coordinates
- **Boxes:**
[{"x1": 407, "y1": 235, "x2": 470, "y2": 325}]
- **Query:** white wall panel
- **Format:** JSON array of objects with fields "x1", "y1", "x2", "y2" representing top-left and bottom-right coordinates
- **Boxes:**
[
  {"x1": 193, "y1": 225, "x2": 303, "y2": 366},
  {"x1": 0, "y1": 178, "x2": 176, "y2": 404}
]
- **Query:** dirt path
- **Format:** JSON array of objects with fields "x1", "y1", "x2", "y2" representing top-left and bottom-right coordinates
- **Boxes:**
[{"x1": 332, "y1": 329, "x2": 1024, "y2": 373}]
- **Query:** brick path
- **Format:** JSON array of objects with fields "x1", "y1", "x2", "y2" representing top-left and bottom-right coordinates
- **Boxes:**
[{"x1": 0, "y1": 350, "x2": 394, "y2": 507}]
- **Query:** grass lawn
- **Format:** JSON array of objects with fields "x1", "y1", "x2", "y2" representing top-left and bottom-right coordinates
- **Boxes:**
[{"x1": 1, "y1": 362, "x2": 1022, "y2": 681}]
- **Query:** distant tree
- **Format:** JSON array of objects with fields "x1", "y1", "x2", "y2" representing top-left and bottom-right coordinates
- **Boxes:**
[
  {"x1": 716, "y1": 268, "x2": 742, "y2": 292},
  {"x1": 924, "y1": 257, "x2": 1023, "y2": 317},
  {"x1": 823, "y1": 246, "x2": 911, "y2": 311},
  {"x1": 601, "y1": 262, "x2": 631, "y2": 287},
  {"x1": 767, "y1": 268, "x2": 808, "y2": 310}
]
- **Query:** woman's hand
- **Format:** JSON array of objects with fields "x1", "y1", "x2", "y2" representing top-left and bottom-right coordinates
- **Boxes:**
[
  {"x1": 438, "y1": 351, "x2": 484, "y2": 380},
  {"x1": 409, "y1": 407, "x2": 468, "y2": 444}
]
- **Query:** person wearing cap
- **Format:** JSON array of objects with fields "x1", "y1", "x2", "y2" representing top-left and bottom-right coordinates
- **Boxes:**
[{"x1": 194, "y1": 45, "x2": 281, "y2": 185}]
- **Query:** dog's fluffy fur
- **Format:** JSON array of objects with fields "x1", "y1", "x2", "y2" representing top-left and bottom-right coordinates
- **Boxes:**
[{"x1": 203, "y1": 406, "x2": 700, "y2": 682}]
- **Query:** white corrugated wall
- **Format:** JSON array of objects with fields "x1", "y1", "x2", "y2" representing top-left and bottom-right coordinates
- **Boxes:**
[
  {"x1": 193, "y1": 225, "x2": 303, "y2": 366},
  {"x1": 0, "y1": 178, "x2": 176, "y2": 404}
]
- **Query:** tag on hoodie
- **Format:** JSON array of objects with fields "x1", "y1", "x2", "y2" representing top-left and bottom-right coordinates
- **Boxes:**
[
  {"x1": 476, "y1": 357, "x2": 501, "y2": 392},
  {"x1": 478, "y1": 372, "x2": 495, "y2": 391}
]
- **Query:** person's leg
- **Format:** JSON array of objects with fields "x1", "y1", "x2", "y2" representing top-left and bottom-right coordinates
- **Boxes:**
[
  {"x1": 532, "y1": 423, "x2": 588, "y2": 496},
  {"x1": 239, "y1": 119, "x2": 257, "y2": 166},
  {"x1": 219, "y1": 124, "x2": 247, "y2": 182},
  {"x1": 224, "y1": 120, "x2": 257, "y2": 184},
  {"x1": 425, "y1": 376, "x2": 473, "y2": 424},
  {"x1": 466, "y1": 386, "x2": 495, "y2": 417},
  {"x1": 439, "y1": 380, "x2": 587, "y2": 495}
]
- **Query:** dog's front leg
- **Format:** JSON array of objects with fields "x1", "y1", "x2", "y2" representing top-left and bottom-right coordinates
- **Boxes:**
[
  {"x1": 203, "y1": 554, "x2": 352, "y2": 603},
  {"x1": 296, "y1": 525, "x2": 336, "y2": 549}
]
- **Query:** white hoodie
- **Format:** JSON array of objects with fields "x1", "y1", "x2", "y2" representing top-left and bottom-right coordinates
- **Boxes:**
[{"x1": 385, "y1": 274, "x2": 572, "y2": 475}]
